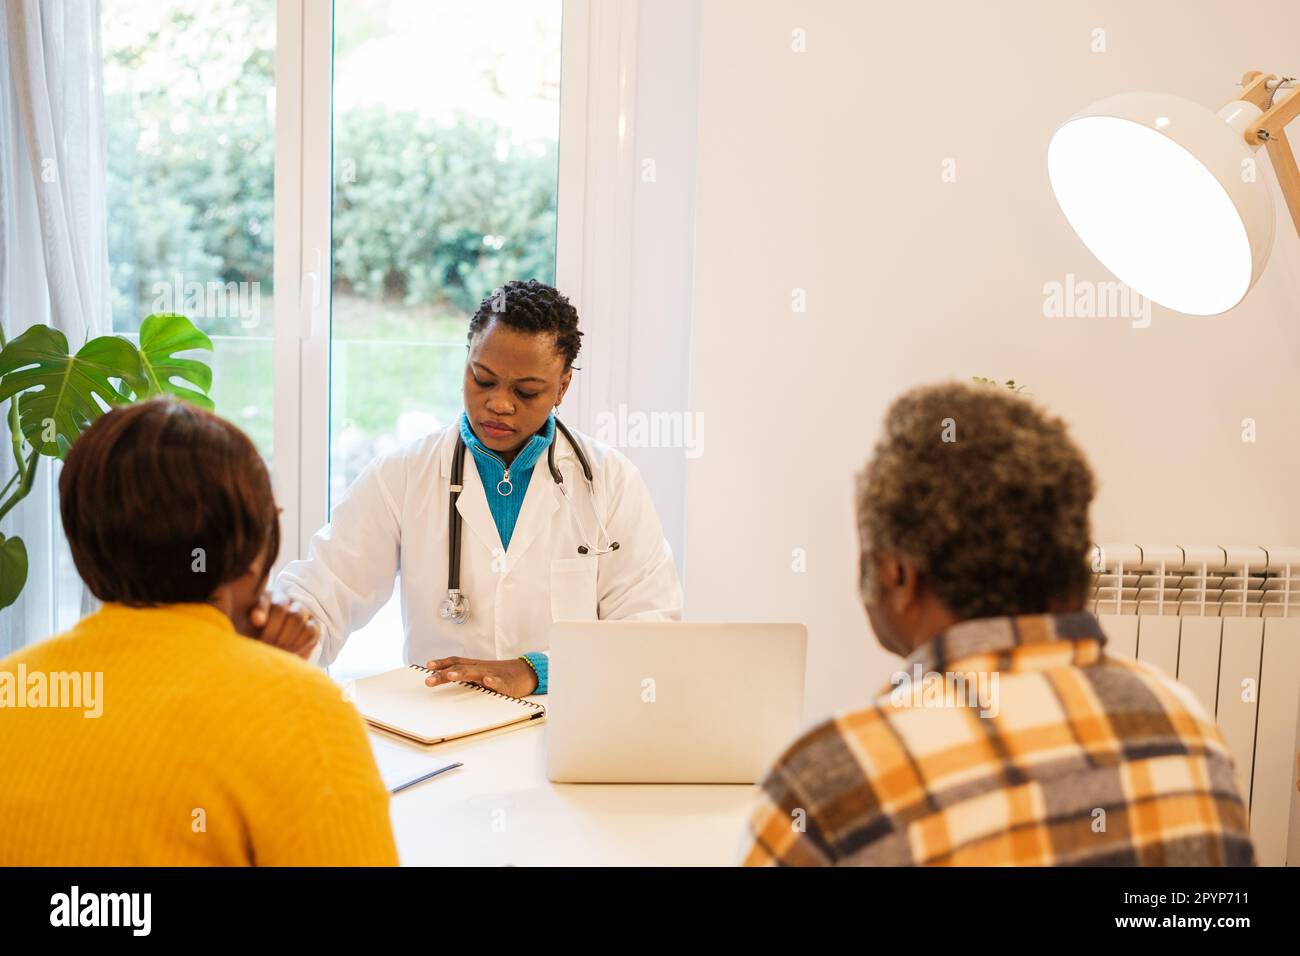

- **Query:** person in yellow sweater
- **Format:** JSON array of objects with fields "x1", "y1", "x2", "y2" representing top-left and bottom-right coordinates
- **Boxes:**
[{"x1": 0, "y1": 398, "x2": 398, "y2": 866}]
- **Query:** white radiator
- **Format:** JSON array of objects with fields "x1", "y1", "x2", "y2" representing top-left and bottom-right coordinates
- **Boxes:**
[{"x1": 1090, "y1": 544, "x2": 1300, "y2": 866}]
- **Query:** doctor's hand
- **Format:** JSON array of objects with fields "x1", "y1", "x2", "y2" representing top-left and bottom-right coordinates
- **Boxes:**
[
  {"x1": 248, "y1": 594, "x2": 320, "y2": 661},
  {"x1": 424, "y1": 656, "x2": 538, "y2": 698}
]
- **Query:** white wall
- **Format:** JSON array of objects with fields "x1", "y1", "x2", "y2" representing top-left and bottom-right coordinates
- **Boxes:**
[{"x1": 682, "y1": 0, "x2": 1300, "y2": 722}]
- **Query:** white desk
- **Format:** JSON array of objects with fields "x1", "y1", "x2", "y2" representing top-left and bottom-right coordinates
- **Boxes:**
[{"x1": 372, "y1": 719, "x2": 756, "y2": 866}]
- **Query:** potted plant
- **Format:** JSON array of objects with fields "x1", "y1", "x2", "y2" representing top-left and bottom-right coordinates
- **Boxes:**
[{"x1": 0, "y1": 313, "x2": 214, "y2": 611}]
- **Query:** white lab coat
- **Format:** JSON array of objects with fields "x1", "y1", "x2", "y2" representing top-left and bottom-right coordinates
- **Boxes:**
[{"x1": 277, "y1": 421, "x2": 683, "y2": 666}]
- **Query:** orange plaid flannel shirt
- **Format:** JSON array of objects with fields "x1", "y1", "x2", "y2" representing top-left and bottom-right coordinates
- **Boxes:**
[{"x1": 742, "y1": 612, "x2": 1255, "y2": 866}]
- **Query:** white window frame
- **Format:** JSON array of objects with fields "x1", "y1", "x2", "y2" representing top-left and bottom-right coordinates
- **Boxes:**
[{"x1": 271, "y1": 0, "x2": 331, "y2": 569}]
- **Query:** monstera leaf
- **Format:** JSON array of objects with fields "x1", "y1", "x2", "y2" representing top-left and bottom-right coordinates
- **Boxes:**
[
  {"x1": 0, "y1": 326, "x2": 146, "y2": 458},
  {"x1": 135, "y1": 313, "x2": 214, "y2": 408},
  {"x1": 0, "y1": 315, "x2": 215, "y2": 460},
  {"x1": 0, "y1": 532, "x2": 27, "y2": 611}
]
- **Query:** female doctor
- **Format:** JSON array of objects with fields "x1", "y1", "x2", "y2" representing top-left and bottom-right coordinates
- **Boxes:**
[{"x1": 276, "y1": 279, "x2": 683, "y2": 697}]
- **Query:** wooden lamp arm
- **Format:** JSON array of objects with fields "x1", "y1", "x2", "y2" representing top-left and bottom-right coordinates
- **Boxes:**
[
  {"x1": 1264, "y1": 132, "x2": 1300, "y2": 237},
  {"x1": 1236, "y1": 71, "x2": 1300, "y2": 238},
  {"x1": 1238, "y1": 70, "x2": 1276, "y2": 110}
]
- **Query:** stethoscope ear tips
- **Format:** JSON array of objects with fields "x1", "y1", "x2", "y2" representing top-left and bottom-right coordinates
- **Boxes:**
[{"x1": 577, "y1": 545, "x2": 589, "y2": 555}]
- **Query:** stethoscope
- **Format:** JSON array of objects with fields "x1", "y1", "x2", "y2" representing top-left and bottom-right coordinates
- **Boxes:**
[{"x1": 438, "y1": 418, "x2": 619, "y2": 625}]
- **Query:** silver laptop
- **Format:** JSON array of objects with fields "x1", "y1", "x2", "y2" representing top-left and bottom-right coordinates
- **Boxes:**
[{"x1": 546, "y1": 621, "x2": 807, "y2": 784}]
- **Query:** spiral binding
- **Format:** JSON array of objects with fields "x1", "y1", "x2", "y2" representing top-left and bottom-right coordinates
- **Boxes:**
[{"x1": 406, "y1": 663, "x2": 544, "y2": 710}]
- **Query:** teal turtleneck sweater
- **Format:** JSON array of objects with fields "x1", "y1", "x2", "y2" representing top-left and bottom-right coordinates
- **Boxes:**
[{"x1": 458, "y1": 410, "x2": 556, "y2": 551}]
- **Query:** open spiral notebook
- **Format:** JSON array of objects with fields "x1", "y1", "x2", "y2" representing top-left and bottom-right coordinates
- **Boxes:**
[{"x1": 352, "y1": 664, "x2": 545, "y2": 745}]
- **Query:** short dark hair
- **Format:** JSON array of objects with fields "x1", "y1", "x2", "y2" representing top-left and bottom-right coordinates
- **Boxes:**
[
  {"x1": 467, "y1": 279, "x2": 583, "y2": 368},
  {"x1": 856, "y1": 382, "x2": 1096, "y2": 619},
  {"x1": 59, "y1": 397, "x2": 279, "y2": 606}
]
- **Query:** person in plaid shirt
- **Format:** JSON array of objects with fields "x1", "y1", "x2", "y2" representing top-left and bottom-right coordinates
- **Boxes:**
[{"x1": 741, "y1": 383, "x2": 1255, "y2": 866}]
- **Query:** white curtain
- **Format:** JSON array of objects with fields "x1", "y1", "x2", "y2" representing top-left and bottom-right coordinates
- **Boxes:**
[{"x1": 0, "y1": 0, "x2": 108, "y2": 653}]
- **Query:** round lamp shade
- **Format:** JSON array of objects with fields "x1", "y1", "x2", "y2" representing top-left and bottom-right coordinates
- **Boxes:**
[{"x1": 1048, "y1": 91, "x2": 1275, "y2": 316}]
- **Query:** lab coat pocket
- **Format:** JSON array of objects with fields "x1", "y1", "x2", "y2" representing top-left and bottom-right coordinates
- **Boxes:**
[{"x1": 550, "y1": 557, "x2": 599, "y2": 622}]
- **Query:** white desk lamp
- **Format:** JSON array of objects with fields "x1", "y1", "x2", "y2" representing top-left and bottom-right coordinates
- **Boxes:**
[{"x1": 1048, "y1": 71, "x2": 1300, "y2": 315}]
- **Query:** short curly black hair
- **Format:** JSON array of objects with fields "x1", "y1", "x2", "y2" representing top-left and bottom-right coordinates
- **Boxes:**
[
  {"x1": 467, "y1": 279, "x2": 583, "y2": 369},
  {"x1": 856, "y1": 382, "x2": 1096, "y2": 620}
]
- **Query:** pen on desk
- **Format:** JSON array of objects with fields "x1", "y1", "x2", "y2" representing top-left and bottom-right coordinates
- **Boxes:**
[{"x1": 390, "y1": 761, "x2": 463, "y2": 794}]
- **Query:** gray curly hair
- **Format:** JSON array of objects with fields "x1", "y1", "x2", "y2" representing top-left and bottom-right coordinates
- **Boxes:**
[{"x1": 856, "y1": 382, "x2": 1095, "y2": 619}]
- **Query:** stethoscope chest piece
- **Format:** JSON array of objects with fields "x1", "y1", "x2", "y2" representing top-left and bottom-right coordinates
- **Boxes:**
[{"x1": 439, "y1": 589, "x2": 469, "y2": 625}]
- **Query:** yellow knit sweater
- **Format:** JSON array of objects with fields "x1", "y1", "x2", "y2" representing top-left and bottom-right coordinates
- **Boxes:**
[{"x1": 0, "y1": 603, "x2": 398, "y2": 866}]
